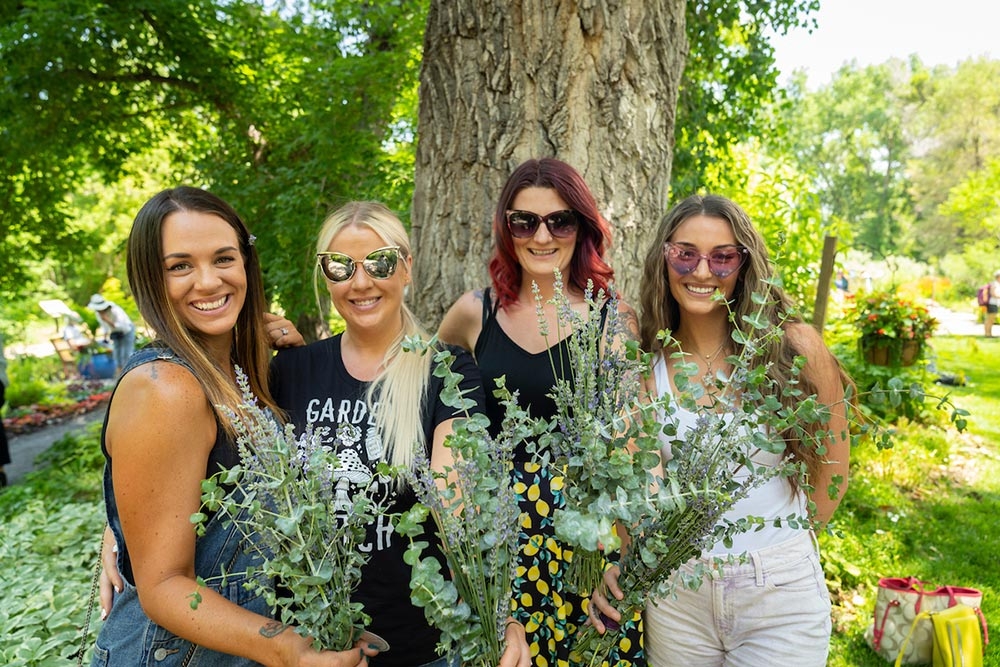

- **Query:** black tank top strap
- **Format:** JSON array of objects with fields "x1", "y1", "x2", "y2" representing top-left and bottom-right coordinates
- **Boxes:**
[
  {"x1": 481, "y1": 286, "x2": 500, "y2": 327},
  {"x1": 598, "y1": 295, "x2": 612, "y2": 329}
]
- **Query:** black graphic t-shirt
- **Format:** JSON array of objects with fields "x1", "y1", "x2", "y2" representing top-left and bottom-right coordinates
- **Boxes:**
[{"x1": 270, "y1": 335, "x2": 484, "y2": 665}]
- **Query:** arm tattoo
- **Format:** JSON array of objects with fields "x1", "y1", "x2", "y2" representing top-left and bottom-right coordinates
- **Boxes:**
[
  {"x1": 259, "y1": 620, "x2": 287, "y2": 638},
  {"x1": 619, "y1": 307, "x2": 640, "y2": 341}
]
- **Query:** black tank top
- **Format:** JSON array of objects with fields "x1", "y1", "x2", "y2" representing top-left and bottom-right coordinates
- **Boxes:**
[{"x1": 474, "y1": 288, "x2": 609, "y2": 461}]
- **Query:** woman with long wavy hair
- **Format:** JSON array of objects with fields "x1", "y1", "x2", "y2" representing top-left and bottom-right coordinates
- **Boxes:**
[
  {"x1": 93, "y1": 186, "x2": 372, "y2": 667},
  {"x1": 593, "y1": 194, "x2": 851, "y2": 667}
]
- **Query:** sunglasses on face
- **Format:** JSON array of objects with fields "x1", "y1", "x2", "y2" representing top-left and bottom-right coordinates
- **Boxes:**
[
  {"x1": 663, "y1": 242, "x2": 749, "y2": 278},
  {"x1": 505, "y1": 209, "x2": 580, "y2": 239},
  {"x1": 317, "y1": 246, "x2": 402, "y2": 283}
]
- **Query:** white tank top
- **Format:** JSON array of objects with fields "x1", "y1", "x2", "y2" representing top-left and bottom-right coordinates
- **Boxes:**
[{"x1": 652, "y1": 354, "x2": 807, "y2": 556}]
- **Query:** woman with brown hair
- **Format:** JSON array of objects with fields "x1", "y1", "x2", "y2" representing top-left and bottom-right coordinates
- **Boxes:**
[{"x1": 593, "y1": 194, "x2": 851, "y2": 666}]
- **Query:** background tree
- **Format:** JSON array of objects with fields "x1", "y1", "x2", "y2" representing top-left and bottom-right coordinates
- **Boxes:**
[
  {"x1": 778, "y1": 60, "x2": 920, "y2": 259},
  {"x1": 908, "y1": 58, "x2": 1000, "y2": 259},
  {"x1": 671, "y1": 0, "x2": 819, "y2": 196},
  {"x1": 410, "y1": 1, "x2": 687, "y2": 323},
  {"x1": 0, "y1": 0, "x2": 425, "y2": 339}
]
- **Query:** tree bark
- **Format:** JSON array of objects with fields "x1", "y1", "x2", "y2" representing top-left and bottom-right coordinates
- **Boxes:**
[{"x1": 411, "y1": 0, "x2": 687, "y2": 327}]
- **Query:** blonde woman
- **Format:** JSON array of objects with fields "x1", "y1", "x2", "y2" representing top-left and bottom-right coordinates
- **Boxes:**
[{"x1": 270, "y1": 202, "x2": 529, "y2": 667}]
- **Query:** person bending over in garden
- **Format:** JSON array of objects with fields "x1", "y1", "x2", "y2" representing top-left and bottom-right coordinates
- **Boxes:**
[
  {"x1": 438, "y1": 158, "x2": 645, "y2": 667},
  {"x1": 86, "y1": 293, "x2": 136, "y2": 376},
  {"x1": 92, "y1": 186, "x2": 373, "y2": 667},
  {"x1": 590, "y1": 194, "x2": 852, "y2": 667}
]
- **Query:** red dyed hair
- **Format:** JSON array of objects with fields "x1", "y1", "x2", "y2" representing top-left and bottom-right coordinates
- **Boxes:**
[{"x1": 488, "y1": 158, "x2": 614, "y2": 307}]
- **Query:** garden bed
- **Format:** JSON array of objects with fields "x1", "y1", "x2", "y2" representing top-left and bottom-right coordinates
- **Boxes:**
[{"x1": 3, "y1": 380, "x2": 112, "y2": 436}]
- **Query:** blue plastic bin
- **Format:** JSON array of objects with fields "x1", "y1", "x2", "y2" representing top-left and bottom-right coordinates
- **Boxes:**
[{"x1": 79, "y1": 352, "x2": 116, "y2": 380}]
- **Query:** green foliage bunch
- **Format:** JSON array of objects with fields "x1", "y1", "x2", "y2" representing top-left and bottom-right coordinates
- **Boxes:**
[
  {"x1": 192, "y1": 370, "x2": 392, "y2": 651},
  {"x1": 395, "y1": 340, "x2": 526, "y2": 667},
  {"x1": 0, "y1": 424, "x2": 105, "y2": 666},
  {"x1": 569, "y1": 282, "x2": 842, "y2": 665}
]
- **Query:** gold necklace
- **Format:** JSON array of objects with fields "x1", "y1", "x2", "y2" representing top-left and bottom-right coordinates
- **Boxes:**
[{"x1": 690, "y1": 340, "x2": 727, "y2": 371}]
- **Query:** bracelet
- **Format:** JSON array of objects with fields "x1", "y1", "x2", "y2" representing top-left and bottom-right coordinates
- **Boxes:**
[{"x1": 504, "y1": 619, "x2": 521, "y2": 631}]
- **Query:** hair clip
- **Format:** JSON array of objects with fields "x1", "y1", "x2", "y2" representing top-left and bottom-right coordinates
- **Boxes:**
[{"x1": 248, "y1": 234, "x2": 257, "y2": 246}]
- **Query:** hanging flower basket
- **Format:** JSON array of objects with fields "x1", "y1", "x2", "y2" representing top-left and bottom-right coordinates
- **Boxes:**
[
  {"x1": 860, "y1": 336, "x2": 922, "y2": 367},
  {"x1": 852, "y1": 292, "x2": 937, "y2": 367}
]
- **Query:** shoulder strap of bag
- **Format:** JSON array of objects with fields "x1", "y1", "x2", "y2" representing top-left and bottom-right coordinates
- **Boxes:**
[
  {"x1": 872, "y1": 599, "x2": 902, "y2": 650},
  {"x1": 940, "y1": 585, "x2": 984, "y2": 606},
  {"x1": 895, "y1": 610, "x2": 932, "y2": 667},
  {"x1": 976, "y1": 607, "x2": 990, "y2": 646},
  {"x1": 906, "y1": 578, "x2": 930, "y2": 613}
]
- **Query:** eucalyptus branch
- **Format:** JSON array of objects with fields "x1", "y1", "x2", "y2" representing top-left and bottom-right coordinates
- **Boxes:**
[
  {"x1": 188, "y1": 367, "x2": 390, "y2": 651},
  {"x1": 395, "y1": 337, "x2": 523, "y2": 667}
]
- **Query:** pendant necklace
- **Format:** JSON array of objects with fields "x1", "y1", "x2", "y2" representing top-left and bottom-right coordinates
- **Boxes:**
[{"x1": 692, "y1": 340, "x2": 727, "y2": 373}]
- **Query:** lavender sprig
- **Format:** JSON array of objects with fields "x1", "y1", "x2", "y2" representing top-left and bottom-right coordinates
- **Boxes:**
[{"x1": 533, "y1": 273, "x2": 660, "y2": 595}]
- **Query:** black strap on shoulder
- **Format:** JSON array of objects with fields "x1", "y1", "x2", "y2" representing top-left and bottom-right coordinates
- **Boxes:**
[
  {"x1": 598, "y1": 295, "x2": 613, "y2": 330},
  {"x1": 481, "y1": 286, "x2": 499, "y2": 328}
]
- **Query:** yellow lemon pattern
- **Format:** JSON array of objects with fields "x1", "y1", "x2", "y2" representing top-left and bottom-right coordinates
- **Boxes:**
[{"x1": 511, "y1": 461, "x2": 645, "y2": 666}]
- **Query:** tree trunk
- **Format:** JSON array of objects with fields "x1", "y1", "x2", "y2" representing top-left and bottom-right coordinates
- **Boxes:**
[{"x1": 411, "y1": 0, "x2": 687, "y2": 327}]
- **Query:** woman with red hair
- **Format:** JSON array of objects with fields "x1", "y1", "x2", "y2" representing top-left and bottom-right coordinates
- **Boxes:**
[{"x1": 439, "y1": 158, "x2": 644, "y2": 666}]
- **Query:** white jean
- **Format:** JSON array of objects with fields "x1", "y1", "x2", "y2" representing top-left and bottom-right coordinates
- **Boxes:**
[{"x1": 644, "y1": 531, "x2": 831, "y2": 667}]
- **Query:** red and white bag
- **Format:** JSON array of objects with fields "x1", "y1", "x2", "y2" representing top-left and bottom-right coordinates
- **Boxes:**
[{"x1": 865, "y1": 576, "x2": 986, "y2": 665}]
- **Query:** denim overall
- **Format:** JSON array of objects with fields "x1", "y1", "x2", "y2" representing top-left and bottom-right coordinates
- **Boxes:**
[{"x1": 91, "y1": 347, "x2": 269, "y2": 667}]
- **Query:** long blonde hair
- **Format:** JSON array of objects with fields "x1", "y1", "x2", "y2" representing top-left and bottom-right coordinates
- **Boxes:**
[{"x1": 315, "y1": 201, "x2": 431, "y2": 471}]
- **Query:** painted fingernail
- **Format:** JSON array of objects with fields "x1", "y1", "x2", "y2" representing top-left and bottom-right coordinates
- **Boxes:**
[
  {"x1": 100, "y1": 608, "x2": 107, "y2": 621},
  {"x1": 368, "y1": 644, "x2": 379, "y2": 650}
]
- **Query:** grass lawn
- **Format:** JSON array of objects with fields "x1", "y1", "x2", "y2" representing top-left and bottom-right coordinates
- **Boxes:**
[{"x1": 825, "y1": 334, "x2": 1000, "y2": 666}]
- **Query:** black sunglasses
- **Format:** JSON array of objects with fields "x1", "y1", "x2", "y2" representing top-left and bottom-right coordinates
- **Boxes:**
[
  {"x1": 505, "y1": 209, "x2": 580, "y2": 239},
  {"x1": 317, "y1": 246, "x2": 402, "y2": 283},
  {"x1": 663, "y1": 242, "x2": 749, "y2": 278}
]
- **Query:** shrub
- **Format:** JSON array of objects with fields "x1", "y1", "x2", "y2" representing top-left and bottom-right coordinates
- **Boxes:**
[
  {"x1": 0, "y1": 424, "x2": 105, "y2": 666},
  {"x1": 5, "y1": 356, "x2": 67, "y2": 410}
]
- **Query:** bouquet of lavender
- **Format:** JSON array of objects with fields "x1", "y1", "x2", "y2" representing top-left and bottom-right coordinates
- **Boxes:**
[
  {"x1": 532, "y1": 274, "x2": 662, "y2": 596},
  {"x1": 191, "y1": 369, "x2": 391, "y2": 651},
  {"x1": 394, "y1": 339, "x2": 527, "y2": 667}
]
